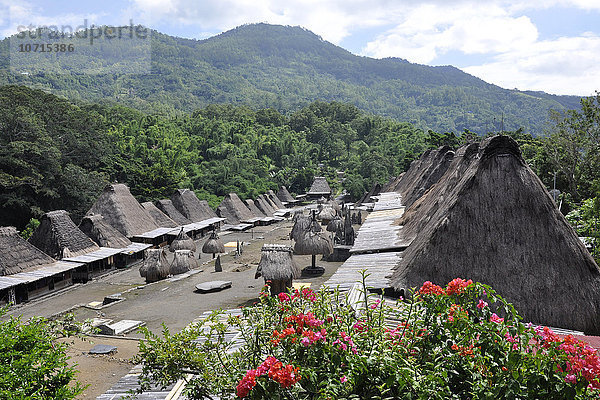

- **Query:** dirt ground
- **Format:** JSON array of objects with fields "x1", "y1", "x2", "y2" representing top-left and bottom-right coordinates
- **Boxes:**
[{"x1": 7, "y1": 220, "x2": 344, "y2": 399}]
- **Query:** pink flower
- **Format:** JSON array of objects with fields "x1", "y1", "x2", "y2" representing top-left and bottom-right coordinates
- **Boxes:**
[
  {"x1": 369, "y1": 299, "x2": 382, "y2": 309},
  {"x1": 490, "y1": 313, "x2": 504, "y2": 324},
  {"x1": 278, "y1": 292, "x2": 290, "y2": 302},
  {"x1": 477, "y1": 299, "x2": 488, "y2": 309},
  {"x1": 340, "y1": 375, "x2": 348, "y2": 383},
  {"x1": 565, "y1": 374, "x2": 577, "y2": 384}
]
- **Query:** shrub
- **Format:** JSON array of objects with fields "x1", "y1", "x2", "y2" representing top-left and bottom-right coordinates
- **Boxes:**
[{"x1": 135, "y1": 275, "x2": 600, "y2": 399}]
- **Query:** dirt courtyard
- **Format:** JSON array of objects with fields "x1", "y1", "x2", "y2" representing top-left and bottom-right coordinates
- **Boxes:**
[{"x1": 7, "y1": 220, "x2": 345, "y2": 399}]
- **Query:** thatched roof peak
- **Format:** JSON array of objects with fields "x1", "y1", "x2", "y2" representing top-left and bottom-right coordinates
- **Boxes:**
[
  {"x1": 155, "y1": 199, "x2": 191, "y2": 225},
  {"x1": 169, "y1": 228, "x2": 196, "y2": 252},
  {"x1": 245, "y1": 199, "x2": 266, "y2": 217},
  {"x1": 308, "y1": 176, "x2": 332, "y2": 195},
  {"x1": 256, "y1": 244, "x2": 299, "y2": 281},
  {"x1": 79, "y1": 214, "x2": 132, "y2": 248},
  {"x1": 277, "y1": 186, "x2": 295, "y2": 203},
  {"x1": 390, "y1": 134, "x2": 600, "y2": 334},
  {"x1": 0, "y1": 226, "x2": 57, "y2": 276},
  {"x1": 171, "y1": 189, "x2": 217, "y2": 222},
  {"x1": 29, "y1": 210, "x2": 99, "y2": 259},
  {"x1": 87, "y1": 184, "x2": 159, "y2": 237},
  {"x1": 141, "y1": 202, "x2": 178, "y2": 228},
  {"x1": 202, "y1": 231, "x2": 225, "y2": 254},
  {"x1": 217, "y1": 193, "x2": 255, "y2": 225}
]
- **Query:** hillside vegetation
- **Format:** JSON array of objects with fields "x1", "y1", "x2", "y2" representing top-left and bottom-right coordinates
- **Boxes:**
[{"x1": 0, "y1": 23, "x2": 581, "y2": 134}]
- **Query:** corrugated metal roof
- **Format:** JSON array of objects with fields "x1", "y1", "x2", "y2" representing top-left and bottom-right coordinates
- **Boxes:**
[
  {"x1": 62, "y1": 247, "x2": 123, "y2": 263},
  {"x1": 372, "y1": 192, "x2": 403, "y2": 211},
  {"x1": 0, "y1": 260, "x2": 84, "y2": 290},
  {"x1": 350, "y1": 207, "x2": 406, "y2": 253},
  {"x1": 120, "y1": 242, "x2": 151, "y2": 255},
  {"x1": 322, "y1": 252, "x2": 402, "y2": 291},
  {"x1": 132, "y1": 227, "x2": 175, "y2": 239}
]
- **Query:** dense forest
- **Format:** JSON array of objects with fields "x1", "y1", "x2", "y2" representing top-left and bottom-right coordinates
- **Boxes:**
[{"x1": 0, "y1": 23, "x2": 581, "y2": 134}]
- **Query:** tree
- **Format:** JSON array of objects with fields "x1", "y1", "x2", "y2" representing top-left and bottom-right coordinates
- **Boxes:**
[{"x1": 0, "y1": 308, "x2": 85, "y2": 399}]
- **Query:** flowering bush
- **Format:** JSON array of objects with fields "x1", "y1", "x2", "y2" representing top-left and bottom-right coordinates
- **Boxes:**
[{"x1": 135, "y1": 274, "x2": 600, "y2": 399}]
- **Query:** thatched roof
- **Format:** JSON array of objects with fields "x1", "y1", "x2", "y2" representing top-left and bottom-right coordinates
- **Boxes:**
[
  {"x1": 267, "y1": 190, "x2": 285, "y2": 209},
  {"x1": 327, "y1": 216, "x2": 344, "y2": 233},
  {"x1": 217, "y1": 193, "x2": 256, "y2": 225},
  {"x1": 290, "y1": 215, "x2": 321, "y2": 241},
  {"x1": 0, "y1": 226, "x2": 56, "y2": 276},
  {"x1": 317, "y1": 207, "x2": 337, "y2": 221},
  {"x1": 262, "y1": 193, "x2": 280, "y2": 211},
  {"x1": 393, "y1": 146, "x2": 455, "y2": 208},
  {"x1": 357, "y1": 183, "x2": 382, "y2": 205},
  {"x1": 169, "y1": 228, "x2": 196, "y2": 252},
  {"x1": 141, "y1": 202, "x2": 178, "y2": 228},
  {"x1": 256, "y1": 195, "x2": 277, "y2": 216},
  {"x1": 79, "y1": 214, "x2": 132, "y2": 249},
  {"x1": 389, "y1": 135, "x2": 600, "y2": 335},
  {"x1": 171, "y1": 189, "x2": 217, "y2": 222},
  {"x1": 155, "y1": 199, "x2": 192, "y2": 226},
  {"x1": 308, "y1": 177, "x2": 332, "y2": 196},
  {"x1": 29, "y1": 210, "x2": 99, "y2": 259},
  {"x1": 245, "y1": 199, "x2": 266, "y2": 218},
  {"x1": 87, "y1": 184, "x2": 159, "y2": 237},
  {"x1": 294, "y1": 231, "x2": 333, "y2": 256},
  {"x1": 170, "y1": 250, "x2": 196, "y2": 275},
  {"x1": 277, "y1": 186, "x2": 295, "y2": 203},
  {"x1": 202, "y1": 231, "x2": 225, "y2": 254},
  {"x1": 139, "y1": 248, "x2": 169, "y2": 282},
  {"x1": 255, "y1": 244, "x2": 299, "y2": 281},
  {"x1": 395, "y1": 143, "x2": 480, "y2": 248}
]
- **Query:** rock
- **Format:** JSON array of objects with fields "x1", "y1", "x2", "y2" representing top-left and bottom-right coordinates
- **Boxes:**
[
  {"x1": 195, "y1": 280, "x2": 232, "y2": 293},
  {"x1": 89, "y1": 344, "x2": 118, "y2": 355}
]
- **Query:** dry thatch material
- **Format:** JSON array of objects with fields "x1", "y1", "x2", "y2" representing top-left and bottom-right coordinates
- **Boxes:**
[
  {"x1": 327, "y1": 216, "x2": 344, "y2": 233},
  {"x1": 29, "y1": 210, "x2": 99, "y2": 259},
  {"x1": 169, "y1": 228, "x2": 196, "y2": 252},
  {"x1": 139, "y1": 248, "x2": 169, "y2": 282},
  {"x1": 245, "y1": 199, "x2": 266, "y2": 218},
  {"x1": 0, "y1": 226, "x2": 56, "y2": 276},
  {"x1": 217, "y1": 193, "x2": 255, "y2": 225},
  {"x1": 87, "y1": 184, "x2": 159, "y2": 237},
  {"x1": 317, "y1": 207, "x2": 337, "y2": 221},
  {"x1": 290, "y1": 215, "x2": 321, "y2": 241},
  {"x1": 255, "y1": 195, "x2": 276, "y2": 216},
  {"x1": 277, "y1": 186, "x2": 295, "y2": 203},
  {"x1": 170, "y1": 250, "x2": 196, "y2": 275},
  {"x1": 308, "y1": 177, "x2": 332, "y2": 196},
  {"x1": 390, "y1": 135, "x2": 600, "y2": 335},
  {"x1": 79, "y1": 214, "x2": 132, "y2": 248},
  {"x1": 267, "y1": 190, "x2": 285, "y2": 209},
  {"x1": 141, "y1": 202, "x2": 178, "y2": 228},
  {"x1": 255, "y1": 244, "x2": 299, "y2": 281},
  {"x1": 155, "y1": 199, "x2": 192, "y2": 226},
  {"x1": 202, "y1": 231, "x2": 225, "y2": 255},
  {"x1": 394, "y1": 146, "x2": 455, "y2": 208},
  {"x1": 357, "y1": 183, "x2": 382, "y2": 205},
  {"x1": 171, "y1": 189, "x2": 217, "y2": 222},
  {"x1": 262, "y1": 194, "x2": 280, "y2": 211},
  {"x1": 294, "y1": 231, "x2": 333, "y2": 256}
]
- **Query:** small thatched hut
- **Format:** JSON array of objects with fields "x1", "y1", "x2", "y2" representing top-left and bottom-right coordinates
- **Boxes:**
[
  {"x1": 389, "y1": 135, "x2": 600, "y2": 335},
  {"x1": 0, "y1": 226, "x2": 56, "y2": 276},
  {"x1": 202, "y1": 231, "x2": 225, "y2": 258},
  {"x1": 277, "y1": 186, "x2": 295, "y2": 204},
  {"x1": 170, "y1": 250, "x2": 196, "y2": 275},
  {"x1": 294, "y1": 231, "x2": 333, "y2": 273},
  {"x1": 169, "y1": 228, "x2": 196, "y2": 252},
  {"x1": 87, "y1": 184, "x2": 159, "y2": 237},
  {"x1": 290, "y1": 214, "x2": 321, "y2": 241},
  {"x1": 245, "y1": 199, "x2": 266, "y2": 218},
  {"x1": 217, "y1": 193, "x2": 255, "y2": 225},
  {"x1": 317, "y1": 206, "x2": 337, "y2": 224},
  {"x1": 141, "y1": 202, "x2": 178, "y2": 228},
  {"x1": 255, "y1": 244, "x2": 299, "y2": 295},
  {"x1": 307, "y1": 177, "x2": 332, "y2": 199},
  {"x1": 79, "y1": 214, "x2": 132, "y2": 248},
  {"x1": 29, "y1": 210, "x2": 99, "y2": 259},
  {"x1": 267, "y1": 190, "x2": 286, "y2": 209},
  {"x1": 155, "y1": 199, "x2": 191, "y2": 226},
  {"x1": 171, "y1": 189, "x2": 217, "y2": 222},
  {"x1": 139, "y1": 248, "x2": 169, "y2": 282}
]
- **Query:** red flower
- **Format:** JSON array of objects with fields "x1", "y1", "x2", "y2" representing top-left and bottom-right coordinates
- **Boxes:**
[
  {"x1": 419, "y1": 281, "x2": 445, "y2": 295},
  {"x1": 446, "y1": 278, "x2": 473, "y2": 295}
]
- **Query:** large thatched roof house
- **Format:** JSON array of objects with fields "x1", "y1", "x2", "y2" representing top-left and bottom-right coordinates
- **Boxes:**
[
  {"x1": 245, "y1": 199, "x2": 266, "y2": 218},
  {"x1": 307, "y1": 177, "x2": 332, "y2": 199},
  {"x1": 155, "y1": 199, "x2": 191, "y2": 226},
  {"x1": 141, "y1": 202, "x2": 178, "y2": 228},
  {"x1": 0, "y1": 226, "x2": 57, "y2": 276},
  {"x1": 256, "y1": 194, "x2": 277, "y2": 216},
  {"x1": 171, "y1": 189, "x2": 217, "y2": 222},
  {"x1": 389, "y1": 135, "x2": 600, "y2": 335},
  {"x1": 29, "y1": 210, "x2": 99, "y2": 259},
  {"x1": 79, "y1": 214, "x2": 132, "y2": 248},
  {"x1": 276, "y1": 186, "x2": 295, "y2": 203},
  {"x1": 267, "y1": 190, "x2": 286, "y2": 209},
  {"x1": 87, "y1": 184, "x2": 159, "y2": 237},
  {"x1": 217, "y1": 193, "x2": 255, "y2": 225}
]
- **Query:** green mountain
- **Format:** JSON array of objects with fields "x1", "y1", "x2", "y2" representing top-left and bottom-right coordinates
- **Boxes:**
[{"x1": 0, "y1": 23, "x2": 582, "y2": 134}]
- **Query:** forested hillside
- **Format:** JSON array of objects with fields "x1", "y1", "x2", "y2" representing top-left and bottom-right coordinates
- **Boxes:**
[
  {"x1": 0, "y1": 23, "x2": 581, "y2": 134},
  {"x1": 0, "y1": 85, "x2": 429, "y2": 229}
]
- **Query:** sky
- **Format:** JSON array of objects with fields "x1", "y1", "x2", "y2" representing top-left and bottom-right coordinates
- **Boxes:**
[{"x1": 1, "y1": 0, "x2": 599, "y2": 96}]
